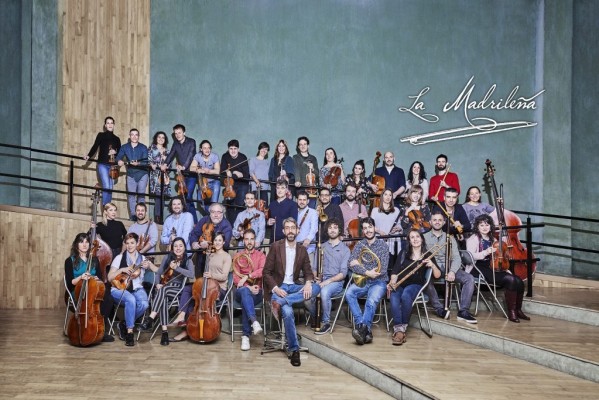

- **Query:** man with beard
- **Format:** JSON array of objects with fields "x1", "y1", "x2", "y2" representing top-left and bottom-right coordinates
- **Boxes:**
[
  {"x1": 127, "y1": 202, "x2": 159, "y2": 285},
  {"x1": 296, "y1": 191, "x2": 318, "y2": 268},
  {"x1": 190, "y1": 202, "x2": 233, "y2": 277},
  {"x1": 424, "y1": 211, "x2": 477, "y2": 323},
  {"x1": 339, "y1": 184, "x2": 369, "y2": 237},
  {"x1": 232, "y1": 191, "x2": 266, "y2": 248},
  {"x1": 305, "y1": 218, "x2": 349, "y2": 334},
  {"x1": 263, "y1": 217, "x2": 321, "y2": 367},
  {"x1": 429, "y1": 154, "x2": 461, "y2": 202},
  {"x1": 369, "y1": 151, "x2": 406, "y2": 207},
  {"x1": 346, "y1": 217, "x2": 389, "y2": 345},
  {"x1": 160, "y1": 196, "x2": 194, "y2": 250},
  {"x1": 318, "y1": 187, "x2": 344, "y2": 242},
  {"x1": 432, "y1": 188, "x2": 471, "y2": 240},
  {"x1": 293, "y1": 136, "x2": 319, "y2": 208}
]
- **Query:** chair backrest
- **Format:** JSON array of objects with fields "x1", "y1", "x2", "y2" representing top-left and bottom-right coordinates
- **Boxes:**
[
  {"x1": 412, "y1": 267, "x2": 433, "y2": 306},
  {"x1": 459, "y1": 249, "x2": 475, "y2": 268},
  {"x1": 63, "y1": 275, "x2": 76, "y2": 309}
]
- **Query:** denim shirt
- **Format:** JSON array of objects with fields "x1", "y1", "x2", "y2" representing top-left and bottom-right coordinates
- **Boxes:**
[{"x1": 116, "y1": 142, "x2": 149, "y2": 181}]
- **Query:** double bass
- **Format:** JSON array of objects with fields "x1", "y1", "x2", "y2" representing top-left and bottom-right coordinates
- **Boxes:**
[
  {"x1": 485, "y1": 160, "x2": 536, "y2": 281},
  {"x1": 186, "y1": 256, "x2": 222, "y2": 343},
  {"x1": 370, "y1": 152, "x2": 385, "y2": 210}
]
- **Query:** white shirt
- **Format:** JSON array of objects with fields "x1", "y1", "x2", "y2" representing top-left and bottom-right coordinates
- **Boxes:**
[{"x1": 284, "y1": 241, "x2": 296, "y2": 284}]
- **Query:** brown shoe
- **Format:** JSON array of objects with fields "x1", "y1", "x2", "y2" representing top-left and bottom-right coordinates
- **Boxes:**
[
  {"x1": 392, "y1": 331, "x2": 406, "y2": 346},
  {"x1": 271, "y1": 301, "x2": 281, "y2": 322}
]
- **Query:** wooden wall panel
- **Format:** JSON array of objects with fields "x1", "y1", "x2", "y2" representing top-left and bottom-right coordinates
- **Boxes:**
[{"x1": 58, "y1": 0, "x2": 151, "y2": 214}]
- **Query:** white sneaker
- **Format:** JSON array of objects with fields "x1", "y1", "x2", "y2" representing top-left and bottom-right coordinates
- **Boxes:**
[
  {"x1": 252, "y1": 320, "x2": 263, "y2": 335},
  {"x1": 241, "y1": 335, "x2": 250, "y2": 351}
]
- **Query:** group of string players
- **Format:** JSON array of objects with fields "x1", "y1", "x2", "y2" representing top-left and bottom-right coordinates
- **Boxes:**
[{"x1": 67, "y1": 119, "x2": 530, "y2": 364}]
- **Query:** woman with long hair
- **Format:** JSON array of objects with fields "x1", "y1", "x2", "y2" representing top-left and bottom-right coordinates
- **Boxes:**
[
  {"x1": 140, "y1": 237, "x2": 195, "y2": 345},
  {"x1": 370, "y1": 188, "x2": 402, "y2": 274},
  {"x1": 345, "y1": 160, "x2": 372, "y2": 205},
  {"x1": 388, "y1": 229, "x2": 441, "y2": 345},
  {"x1": 405, "y1": 161, "x2": 428, "y2": 201},
  {"x1": 466, "y1": 214, "x2": 529, "y2": 323},
  {"x1": 249, "y1": 141, "x2": 271, "y2": 206},
  {"x1": 64, "y1": 233, "x2": 115, "y2": 342},
  {"x1": 320, "y1": 147, "x2": 345, "y2": 205},
  {"x1": 268, "y1": 139, "x2": 295, "y2": 199},
  {"x1": 148, "y1": 131, "x2": 172, "y2": 224},
  {"x1": 462, "y1": 185, "x2": 498, "y2": 227},
  {"x1": 400, "y1": 185, "x2": 431, "y2": 233}
]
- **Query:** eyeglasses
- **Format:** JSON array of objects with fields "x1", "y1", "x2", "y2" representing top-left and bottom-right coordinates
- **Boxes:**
[{"x1": 210, "y1": 211, "x2": 224, "y2": 214}]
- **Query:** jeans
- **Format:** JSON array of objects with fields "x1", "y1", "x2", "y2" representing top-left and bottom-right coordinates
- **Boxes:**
[
  {"x1": 110, "y1": 288, "x2": 149, "y2": 329},
  {"x1": 97, "y1": 163, "x2": 113, "y2": 206},
  {"x1": 235, "y1": 286, "x2": 263, "y2": 336},
  {"x1": 389, "y1": 284, "x2": 421, "y2": 326},
  {"x1": 425, "y1": 268, "x2": 475, "y2": 313},
  {"x1": 345, "y1": 280, "x2": 386, "y2": 328},
  {"x1": 126, "y1": 175, "x2": 149, "y2": 217},
  {"x1": 305, "y1": 280, "x2": 344, "y2": 324},
  {"x1": 271, "y1": 282, "x2": 321, "y2": 351},
  {"x1": 184, "y1": 176, "x2": 198, "y2": 223}
]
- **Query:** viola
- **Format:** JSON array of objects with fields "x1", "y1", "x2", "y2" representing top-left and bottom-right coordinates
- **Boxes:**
[
  {"x1": 198, "y1": 172, "x2": 213, "y2": 201},
  {"x1": 67, "y1": 240, "x2": 105, "y2": 347},
  {"x1": 186, "y1": 273, "x2": 222, "y2": 343},
  {"x1": 200, "y1": 222, "x2": 215, "y2": 245},
  {"x1": 323, "y1": 158, "x2": 344, "y2": 187},
  {"x1": 485, "y1": 160, "x2": 536, "y2": 281},
  {"x1": 223, "y1": 163, "x2": 236, "y2": 200},
  {"x1": 160, "y1": 255, "x2": 182, "y2": 285},
  {"x1": 305, "y1": 163, "x2": 318, "y2": 197},
  {"x1": 108, "y1": 145, "x2": 119, "y2": 180},
  {"x1": 408, "y1": 210, "x2": 432, "y2": 232},
  {"x1": 175, "y1": 167, "x2": 188, "y2": 205},
  {"x1": 238, "y1": 214, "x2": 260, "y2": 233},
  {"x1": 491, "y1": 240, "x2": 511, "y2": 272}
]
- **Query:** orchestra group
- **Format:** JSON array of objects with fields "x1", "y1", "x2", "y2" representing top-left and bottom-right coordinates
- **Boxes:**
[{"x1": 66, "y1": 116, "x2": 531, "y2": 367}]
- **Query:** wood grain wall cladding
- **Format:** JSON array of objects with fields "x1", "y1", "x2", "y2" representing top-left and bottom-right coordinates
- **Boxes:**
[{"x1": 59, "y1": 0, "x2": 150, "y2": 214}]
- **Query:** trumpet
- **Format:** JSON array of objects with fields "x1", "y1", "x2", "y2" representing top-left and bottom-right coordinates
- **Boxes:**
[
  {"x1": 352, "y1": 246, "x2": 381, "y2": 287},
  {"x1": 316, "y1": 199, "x2": 328, "y2": 223},
  {"x1": 232, "y1": 252, "x2": 257, "y2": 285},
  {"x1": 389, "y1": 243, "x2": 445, "y2": 291}
]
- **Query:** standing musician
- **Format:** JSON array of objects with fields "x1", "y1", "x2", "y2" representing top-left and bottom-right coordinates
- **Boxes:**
[
  {"x1": 170, "y1": 232, "x2": 231, "y2": 342},
  {"x1": 368, "y1": 151, "x2": 406, "y2": 207},
  {"x1": 293, "y1": 136, "x2": 319, "y2": 208},
  {"x1": 466, "y1": 214, "x2": 529, "y2": 323},
  {"x1": 296, "y1": 191, "x2": 319, "y2": 268},
  {"x1": 161, "y1": 196, "x2": 194, "y2": 250},
  {"x1": 429, "y1": 154, "x2": 460, "y2": 202},
  {"x1": 318, "y1": 187, "x2": 344, "y2": 242},
  {"x1": 83, "y1": 116, "x2": 121, "y2": 207},
  {"x1": 115, "y1": 128, "x2": 149, "y2": 221},
  {"x1": 221, "y1": 139, "x2": 250, "y2": 225},
  {"x1": 339, "y1": 184, "x2": 369, "y2": 237},
  {"x1": 405, "y1": 161, "x2": 429, "y2": 201},
  {"x1": 424, "y1": 211, "x2": 477, "y2": 323},
  {"x1": 190, "y1": 202, "x2": 233, "y2": 277},
  {"x1": 160, "y1": 124, "x2": 198, "y2": 223},
  {"x1": 232, "y1": 192, "x2": 266, "y2": 248},
  {"x1": 127, "y1": 202, "x2": 159, "y2": 285},
  {"x1": 95, "y1": 202, "x2": 127, "y2": 259},
  {"x1": 267, "y1": 180, "x2": 297, "y2": 243},
  {"x1": 320, "y1": 147, "x2": 345, "y2": 205},
  {"x1": 370, "y1": 188, "x2": 402, "y2": 274},
  {"x1": 433, "y1": 188, "x2": 471, "y2": 241},
  {"x1": 140, "y1": 237, "x2": 195, "y2": 345},
  {"x1": 269, "y1": 139, "x2": 295, "y2": 200},
  {"x1": 64, "y1": 233, "x2": 115, "y2": 343},
  {"x1": 264, "y1": 217, "x2": 321, "y2": 367},
  {"x1": 400, "y1": 185, "x2": 431, "y2": 233},
  {"x1": 388, "y1": 229, "x2": 442, "y2": 345},
  {"x1": 305, "y1": 218, "x2": 349, "y2": 335},
  {"x1": 345, "y1": 160, "x2": 372, "y2": 206},
  {"x1": 190, "y1": 139, "x2": 221, "y2": 212},
  {"x1": 346, "y1": 217, "x2": 390, "y2": 345},
  {"x1": 249, "y1": 141, "x2": 271, "y2": 207},
  {"x1": 233, "y1": 229, "x2": 265, "y2": 351},
  {"x1": 107, "y1": 233, "x2": 158, "y2": 346},
  {"x1": 462, "y1": 185, "x2": 498, "y2": 227},
  {"x1": 148, "y1": 131, "x2": 171, "y2": 224}
]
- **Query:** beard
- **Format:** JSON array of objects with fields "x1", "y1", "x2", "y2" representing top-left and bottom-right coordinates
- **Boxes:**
[{"x1": 286, "y1": 233, "x2": 297, "y2": 242}]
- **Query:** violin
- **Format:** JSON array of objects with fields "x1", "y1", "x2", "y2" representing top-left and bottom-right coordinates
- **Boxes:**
[
  {"x1": 238, "y1": 214, "x2": 260, "y2": 233},
  {"x1": 175, "y1": 166, "x2": 188, "y2": 204},
  {"x1": 67, "y1": 240, "x2": 105, "y2": 347},
  {"x1": 223, "y1": 163, "x2": 236, "y2": 200},
  {"x1": 160, "y1": 255, "x2": 182, "y2": 285},
  {"x1": 408, "y1": 210, "x2": 432, "y2": 232},
  {"x1": 108, "y1": 145, "x2": 119, "y2": 180},
  {"x1": 186, "y1": 273, "x2": 222, "y2": 343},
  {"x1": 200, "y1": 222, "x2": 215, "y2": 245},
  {"x1": 370, "y1": 152, "x2": 385, "y2": 209},
  {"x1": 198, "y1": 172, "x2": 213, "y2": 200},
  {"x1": 323, "y1": 158, "x2": 344, "y2": 187},
  {"x1": 491, "y1": 240, "x2": 511, "y2": 272},
  {"x1": 137, "y1": 219, "x2": 152, "y2": 252},
  {"x1": 305, "y1": 163, "x2": 318, "y2": 197},
  {"x1": 485, "y1": 160, "x2": 536, "y2": 281},
  {"x1": 111, "y1": 262, "x2": 142, "y2": 290}
]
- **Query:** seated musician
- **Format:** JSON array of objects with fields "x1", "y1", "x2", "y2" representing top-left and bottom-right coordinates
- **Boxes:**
[
  {"x1": 296, "y1": 191, "x2": 318, "y2": 269},
  {"x1": 388, "y1": 229, "x2": 441, "y2": 345},
  {"x1": 190, "y1": 202, "x2": 233, "y2": 277},
  {"x1": 160, "y1": 196, "x2": 194, "y2": 250},
  {"x1": 346, "y1": 217, "x2": 389, "y2": 345},
  {"x1": 232, "y1": 192, "x2": 266, "y2": 248},
  {"x1": 466, "y1": 215, "x2": 529, "y2": 323},
  {"x1": 318, "y1": 187, "x2": 344, "y2": 242},
  {"x1": 127, "y1": 202, "x2": 158, "y2": 286},
  {"x1": 140, "y1": 237, "x2": 194, "y2": 345},
  {"x1": 400, "y1": 185, "x2": 431, "y2": 233},
  {"x1": 339, "y1": 184, "x2": 369, "y2": 237},
  {"x1": 64, "y1": 233, "x2": 115, "y2": 343},
  {"x1": 232, "y1": 229, "x2": 265, "y2": 350},
  {"x1": 305, "y1": 218, "x2": 349, "y2": 335},
  {"x1": 107, "y1": 233, "x2": 158, "y2": 346},
  {"x1": 267, "y1": 180, "x2": 297, "y2": 243},
  {"x1": 370, "y1": 188, "x2": 402, "y2": 274},
  {"x1": 264, "y1": 217, "x2": 321, "y2": 367},
  {"x1": 169, "y1": 232, "x2": 231, "y2": 342}
]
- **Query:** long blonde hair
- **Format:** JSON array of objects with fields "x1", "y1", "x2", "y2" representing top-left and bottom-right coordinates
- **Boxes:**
[{"x1": 102, "y1": 202, "x2": 117, "y2": 225}]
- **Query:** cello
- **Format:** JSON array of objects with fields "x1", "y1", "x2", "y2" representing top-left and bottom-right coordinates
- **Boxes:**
[
  {"x1": 485, "y1": 160, "x2": 536, "y2": 281},
  {"x1": 370, "y1": 152, "x2": 385, "y2": 210},
  {"x1": 186, "y1": 254, "x2": 222, "y2": 343}
]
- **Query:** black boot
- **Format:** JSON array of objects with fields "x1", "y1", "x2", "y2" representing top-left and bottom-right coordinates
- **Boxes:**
[
  {"x1": 140, "y1": 316, "x2": 155, "y2": 331},
  {"x1": 505, "y1": 290, "x2": 520, "y2": 323},
  {"x1": 516, "y1": 291, "x2": 531, "y2": 321},
  {"x1": 160, "y1": 330, "x2": 170, "y2": 346}
]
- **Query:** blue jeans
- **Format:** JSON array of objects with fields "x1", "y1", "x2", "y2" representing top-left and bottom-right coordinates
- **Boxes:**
[
  {"x1": 306, "y1": 280, "x2": 344, "y2": 324},
  {"x1": 235, "y1": 286, "x2": 263, "y2": 336},
  {"x1": 126, "y1": 175, "x2": 149, "y2": 217},
  {"x1": 345, "y1": 280, "x2": 386, "y2": 328},
  {"x1": 97, "y1": 163, "x2": 113, "y2": 206},
  {"x1": 184, "y1": 176, "x2": 198, "y2": 223},
  {"x1": 389, "y1": 284, "x2": 421, "y2": 326},
  {"x1": 272, "y1": 282, "x2": 321, "y2": 351},
  {"x1": 111, "y1": 288, "x2": 149, "y2": 329}
]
